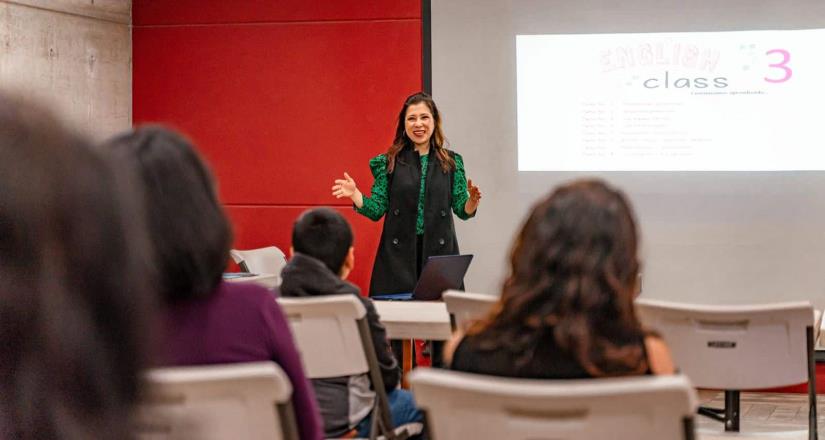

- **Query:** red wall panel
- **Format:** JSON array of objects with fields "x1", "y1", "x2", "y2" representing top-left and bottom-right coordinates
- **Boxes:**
[
  {"x1": 134, "y1": 1, "x2": 420, "y2": 26},
  {"x1": 133, "y1": 21, "x2": 421, "y2": 205},
  {"x1": 133, "y1": 2, "x2": 422, "y2": 291}
]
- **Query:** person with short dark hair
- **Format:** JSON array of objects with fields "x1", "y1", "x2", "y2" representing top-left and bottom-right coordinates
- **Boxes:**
[
  {"x1": 291, "y1": 207, "x2": 354, "y2": 277},
  {"x1": 0, "y1": 94, "x2": 154, "y2": 439},
  {"x1": 446, "y1": 179, "x2": 675, "y2": 378},
  {"x1": 279, "y1": 208, "x2": 424, "y2": 439},
  {"x1": 103, "y1": 126, "x2": 323, "y2": 440}
]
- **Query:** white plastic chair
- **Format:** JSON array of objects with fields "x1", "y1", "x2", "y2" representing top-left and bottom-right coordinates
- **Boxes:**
[
  {"x1": 230, "y1": 246, "x2": 286, "y2": 280},
  {"x1": 409, "y1": 368, "x2": 697, "y2": 440},
  {"x1": 277, "y1": 295, "x2": 413, "y2": 440},
  {"x1": 442, "y1": 290, "x2": 497, "y2": 331},
  {"x1": 134, "y1": 362, "x2": 298, "y2": 440},
  {"x1": 636, "y1": 299, "x2": 819, "y2": 439}
]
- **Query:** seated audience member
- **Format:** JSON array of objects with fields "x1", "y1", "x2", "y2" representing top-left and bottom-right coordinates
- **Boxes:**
[
  {"x1": 103, "y1": 126, "x2": 323, "y2": 440},
  {"x1": 447, "y1": 179, "x2": 675, "y2": 378},
  {"x1": 0, "y1": 95, "x2": 154, "y2": 438},
  {"x1": 279, "y1": 208, "x2": 424, "y2": 439}
]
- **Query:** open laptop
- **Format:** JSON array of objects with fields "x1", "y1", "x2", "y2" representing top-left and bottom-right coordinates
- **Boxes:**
[{"x1": 372, "y1": 254, "x2": 473, "y2": 301}]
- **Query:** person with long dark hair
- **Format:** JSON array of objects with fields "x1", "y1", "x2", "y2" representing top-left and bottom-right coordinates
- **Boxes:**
[
  {"x1": 103, "y1": 126, "x2": 324, "y2": 440},
  {"x1": 0, "y1": 94, "x2": 154, "y2": 439},
  {"x1": 332, "y1": 92, "x2": 481, "y2": 297},
  {"x1": 446, "y1": 179, "x2": 675, "y2": 378}
]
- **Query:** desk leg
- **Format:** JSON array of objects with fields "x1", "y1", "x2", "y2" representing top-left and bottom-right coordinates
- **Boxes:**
[{"x1": 401, "y1": 339, "x2": 412, "y2": 389}]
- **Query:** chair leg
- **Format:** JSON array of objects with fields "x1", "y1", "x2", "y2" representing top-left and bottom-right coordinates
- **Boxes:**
[
  {"x1": 369, "y1": 399, "x2": 410, "y2": 440},
  {"x1": 276, "y1": 401, "x2": 300, "y2": 440},
  {"x1": 683, "y1": 416, "x2": 696, "y2": 440},
  {"x1": 698, "y1": 390, "x2": 740, "y2": 432},
  {"x1": 807, "y1": 327, "x2": 818, "y2": 440},
  {"x1": 357, "y1": 318, "x2": 402, "y2": 439},
  {"x1": 724, "y1": 390, "x2": 740, "y2": 432},
  {"x1": 698, "y1": 406, "x2": 725, "y2": 421},
  {"x1": 369, "y1": 411, "x2": 378, "y2": 440}
]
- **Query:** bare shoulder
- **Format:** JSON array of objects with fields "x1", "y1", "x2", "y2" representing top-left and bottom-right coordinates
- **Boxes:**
[{"x1": 644, "y1": 335, "x2": 676, "y2": 375}]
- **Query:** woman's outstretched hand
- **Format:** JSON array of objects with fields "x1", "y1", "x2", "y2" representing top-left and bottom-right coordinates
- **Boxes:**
[
  {"x1": 332, "y1": 172, "x2": 364, "y2": 208},
  {"x1": 465, "y1": 178, "x2": 481, "y2": 214}
]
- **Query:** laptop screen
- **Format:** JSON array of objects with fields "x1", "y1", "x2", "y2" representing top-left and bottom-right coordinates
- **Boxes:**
[{"x1": 412, "y1": 254, "x2": 473, "y2": 301}]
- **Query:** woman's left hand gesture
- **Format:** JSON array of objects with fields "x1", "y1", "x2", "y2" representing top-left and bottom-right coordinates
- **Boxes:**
[{"x1": 465, "y1": 178, "x2": 481, "y2": 215}]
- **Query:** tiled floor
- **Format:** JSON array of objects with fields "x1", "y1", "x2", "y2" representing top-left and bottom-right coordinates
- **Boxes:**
[{"x1": 696, "y1": 391, "x2": 824, "y2": 439}]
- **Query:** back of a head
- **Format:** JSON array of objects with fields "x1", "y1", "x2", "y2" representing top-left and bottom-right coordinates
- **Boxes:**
[
  {"x1": 0, "y1": 94, "x2": 153, "y2": 438},
  {"x1": 103, "y1": 126, "x2": 232, "y2": 304},
  {"x1": 472, "y1": 179, "x2": 644, "y2": 377},
  {"x1": 292, "y1": 208, "x2": 353, "y2": 275},
  {"x1": 512, "y1": 179, "x2": 639, "y2": 290}
]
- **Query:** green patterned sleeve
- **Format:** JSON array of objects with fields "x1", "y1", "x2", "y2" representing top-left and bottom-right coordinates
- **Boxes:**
[
  {"x1": 355, "y1": 154, "x2": 389, "y2": 221},
  {"x1": 452, "y1": 153, "x2": 475, "y2": 220}
]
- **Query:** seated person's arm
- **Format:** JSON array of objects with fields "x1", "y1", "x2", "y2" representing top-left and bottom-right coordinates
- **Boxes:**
[
  {"x1": 644, "y1": 335, "x2": 676, "y2": 375},
  {"x1": 443, "y1": 330, "x2": 465, "y2": 367}
]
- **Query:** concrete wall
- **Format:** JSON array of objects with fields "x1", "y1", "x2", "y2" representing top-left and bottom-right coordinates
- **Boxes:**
[{"x1": 0, "y1": 0, "x2": 131, "y2": 139}]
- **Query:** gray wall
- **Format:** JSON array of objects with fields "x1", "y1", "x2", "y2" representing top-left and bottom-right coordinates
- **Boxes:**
[
  {"x1": 0, "y1": 0, "x2": 131, "y2": 139},
  {"x1": 433, "y1": 0, "x2": 825, "y2": 310}
]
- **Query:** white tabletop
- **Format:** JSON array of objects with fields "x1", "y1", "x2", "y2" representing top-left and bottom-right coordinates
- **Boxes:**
[
  {"x1": 373, "y1": 301, "x2": 452, "y2": 341},
  {"x1": 224, "y1": 273, "x2": 280, "y2": 289}
]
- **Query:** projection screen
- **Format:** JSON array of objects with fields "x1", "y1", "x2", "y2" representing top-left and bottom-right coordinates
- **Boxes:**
[{"x1": 432, "y1": 0, "x2": 825, "y2": 309}]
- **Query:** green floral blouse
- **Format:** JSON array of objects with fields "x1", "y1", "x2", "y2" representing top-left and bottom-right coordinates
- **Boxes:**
[{"x1": 356, "y1": 152, "x2": 474, "y2": 235}]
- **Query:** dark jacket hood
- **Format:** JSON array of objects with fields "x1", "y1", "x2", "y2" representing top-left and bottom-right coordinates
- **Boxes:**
[{"x1": 279, "y1": 253, "x2": 360, "y2": 298}]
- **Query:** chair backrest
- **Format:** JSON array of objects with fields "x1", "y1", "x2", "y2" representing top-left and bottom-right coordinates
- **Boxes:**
[
  {"x1": 635, "y1": 299, "x2": 814, "y2": 389},
  {"x1": 442, "y1": 290, "x2": 497, "y2": 331},
  {"x1": 277, "y1": 295, "x2": 369, "y2": 378},
  {"x1": 135, "y1": 362, "x2": 298, "y2": 440},
  {"x1": 409, "y1": 368, "x2": 697, "y2": 440},
  {"x1": 230, "y1": 246, "x2": 287, "y2": 277},
  {"x1": 277, "y1": 295, "x2": 398, "y2": 437}
]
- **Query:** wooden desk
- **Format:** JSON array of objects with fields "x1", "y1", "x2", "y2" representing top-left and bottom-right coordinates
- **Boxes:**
[
  {"x1": 373, "y1": 301, "x2": 452, "y2": 388},
  {"x1": 224, "y1": 273, "x2": 280, "y2": 289}
]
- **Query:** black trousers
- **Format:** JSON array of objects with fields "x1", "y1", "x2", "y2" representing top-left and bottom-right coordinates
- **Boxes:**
[{"x1": 390, "y1": 236, "x2": 446, "y2": 369}]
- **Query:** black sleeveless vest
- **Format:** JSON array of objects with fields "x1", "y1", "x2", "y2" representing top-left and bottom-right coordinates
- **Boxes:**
[{"x1": 369, "y1": 146, "x2": 460, "y2": 295}]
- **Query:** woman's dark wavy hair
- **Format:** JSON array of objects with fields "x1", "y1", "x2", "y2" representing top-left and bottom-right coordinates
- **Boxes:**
[
  {"x1": 467, "y1": 179, "x2": 647, "y2": 377},
  {"x1": 385, "y1": 92, "x2": 455, "y2": 173},
  {"x1": 104, "y1": 126, "x2": 232, "y2": 304},
  {"x1": 0, "y1": 94, "x2": 154, "y2": 439}
]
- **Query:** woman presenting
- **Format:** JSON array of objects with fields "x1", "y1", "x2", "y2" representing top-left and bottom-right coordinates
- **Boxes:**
[{"x1": 332, "y1": 92, "x2": 481, "y2": 297}]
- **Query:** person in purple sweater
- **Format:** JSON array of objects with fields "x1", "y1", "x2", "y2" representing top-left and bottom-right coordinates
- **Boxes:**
[{"x1": 103, "y1": 126, "x2": 323, "y2": 440}]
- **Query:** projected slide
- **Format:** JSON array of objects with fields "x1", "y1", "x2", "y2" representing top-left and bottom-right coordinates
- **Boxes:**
[{"x1": 517, "y1": 29, "x2": 825, "y2": 171}]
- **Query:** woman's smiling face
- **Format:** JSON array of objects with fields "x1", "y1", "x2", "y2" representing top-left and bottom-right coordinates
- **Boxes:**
[{"x1": 404, "y1": 102, "x2": 434, "y2": 147}]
